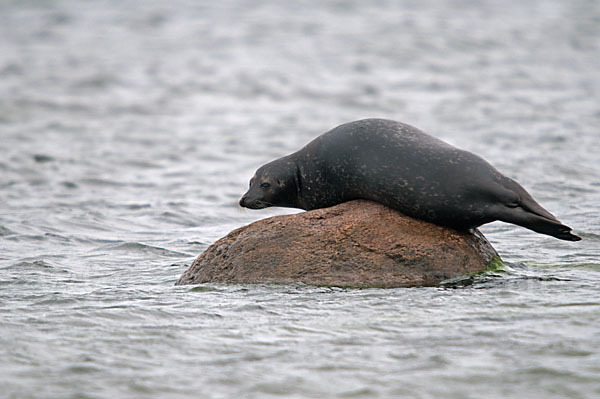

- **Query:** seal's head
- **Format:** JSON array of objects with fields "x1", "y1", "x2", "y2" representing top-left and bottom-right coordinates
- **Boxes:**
[{"x1": 239, "y1": 158, "x2": 299, "y2": 210}]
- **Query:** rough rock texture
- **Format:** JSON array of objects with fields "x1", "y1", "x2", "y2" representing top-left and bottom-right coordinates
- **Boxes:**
[{"x1": 176, "y1": 200, "x2": 499, "y2": 288}]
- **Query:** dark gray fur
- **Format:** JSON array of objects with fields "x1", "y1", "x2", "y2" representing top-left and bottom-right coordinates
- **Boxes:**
[{"x1": 240, "y1": 119, "x2": 580, "y2": 241}]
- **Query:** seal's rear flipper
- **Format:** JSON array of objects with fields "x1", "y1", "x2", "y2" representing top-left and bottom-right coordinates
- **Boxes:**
[
  {"x1": 496, "y1": 206, "x2": 581, "y2": 241},
  {"x1": 532, "y1": 221, "x2": 582, "y2": 241}
]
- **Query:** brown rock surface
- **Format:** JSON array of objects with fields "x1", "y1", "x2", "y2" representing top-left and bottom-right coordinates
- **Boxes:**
[{"x1": 176, "y1": 200, "x2": 499, "y2": 288}]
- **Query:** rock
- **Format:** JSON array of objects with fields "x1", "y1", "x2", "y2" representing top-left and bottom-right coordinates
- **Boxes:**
[{"x1": 176, "y1": 200, "x2": 500, "y2": 288}]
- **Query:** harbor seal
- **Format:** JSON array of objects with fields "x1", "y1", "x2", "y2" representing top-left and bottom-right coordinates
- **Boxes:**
[{"x1": 239, "y1": 119, "x2": 581, "y2": 241}]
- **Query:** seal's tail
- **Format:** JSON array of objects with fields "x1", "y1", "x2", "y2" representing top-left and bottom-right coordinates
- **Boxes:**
[{"x1": 497, "y1": 206, "x2": 581, "y2": 241}]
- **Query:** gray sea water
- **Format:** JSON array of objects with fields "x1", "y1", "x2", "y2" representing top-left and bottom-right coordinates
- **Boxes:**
[{"x1": 1, "y1": 1, "x2": 599, "y2": 398}]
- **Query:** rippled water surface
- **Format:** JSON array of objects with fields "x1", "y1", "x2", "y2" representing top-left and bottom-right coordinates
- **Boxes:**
[{"x1": 1, "y1": 1, "x2": 599, "y2": 398}]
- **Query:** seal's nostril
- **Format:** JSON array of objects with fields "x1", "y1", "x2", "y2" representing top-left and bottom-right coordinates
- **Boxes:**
[{"x1": 239, "y1": 196, "x2": 247, "y2": 207}]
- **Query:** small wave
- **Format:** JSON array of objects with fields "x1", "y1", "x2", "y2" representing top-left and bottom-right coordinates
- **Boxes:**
[
  {"x1": 8, "y1": 259, "x2": 55, "y2": 269},
  {"x1": 105, "y1": 202, "x2": 152, "y2": 210},
  {"x1": 3, "y1": 232, "x2": 72, "y2": 244},
  {"x1": 71, "y1": 74, "x2": 118, "y2": 90},
  {"x1": 79, "y1": 178, "x2": 126, "y2": 187},
  {"x1": 64, "y1": 364, "x2": 105, "y2": 375},
  {"x1": 564, "y1": 263, "x2": 600, "y2": 272},
  {"x1": 159, "y1": 211, "x2": 205, "y2": 227},
  {"x1": 61, "y1": 181, "x2": 78, "y2": 188},
  {"x1": 527, "y1": 259, "x2": 600, "y2": 272},
  {"x1": 0, "y1": 225, "x2": 16, "y2": 236},
  {"x1": 33, "y1": 296, "x2": 78, "y2": 306},
  {"x1": 122, "y1": 159, "x2": 162, "y2": 169},
  {"x1": 187, "y1": 285, "x2": 217, "y2": 293},
  {"x1": 575, "y1": 231, "x2": 600, "y2": 241},
  {"x1": 33, "y1": 154, "x2": 55, "y2": 163},
  {"x1": 96, "y1": 242, "x2": 189, "y2": 257}
]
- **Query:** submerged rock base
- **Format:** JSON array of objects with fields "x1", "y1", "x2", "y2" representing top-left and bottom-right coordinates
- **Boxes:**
[{"x1": 176, "y1": 200, "x2": 499, "y2": 288}]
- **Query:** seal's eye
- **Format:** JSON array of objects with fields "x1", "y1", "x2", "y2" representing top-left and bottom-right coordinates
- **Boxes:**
[{"x1": 260, "y1": 182, "x2": 271, "y2": 189}]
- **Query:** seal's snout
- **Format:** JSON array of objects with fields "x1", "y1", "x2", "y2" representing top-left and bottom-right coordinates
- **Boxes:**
[{"x1": 239, "y1": 194, "x2": 272, "y2": 210}]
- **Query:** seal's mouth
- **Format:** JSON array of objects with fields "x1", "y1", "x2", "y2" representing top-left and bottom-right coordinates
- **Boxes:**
[{"x1": 240, "y1": 199, "x2": 273, "y2": 210}]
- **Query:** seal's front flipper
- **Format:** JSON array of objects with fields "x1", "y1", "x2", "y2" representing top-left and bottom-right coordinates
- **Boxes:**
[{"x1": 495, "y1": 205, "x2": 581, "y2": 241}]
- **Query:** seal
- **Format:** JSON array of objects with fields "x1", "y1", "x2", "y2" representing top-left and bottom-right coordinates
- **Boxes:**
[{"x1": 239, "y1": 119, "x2": 581, "y2": 241}]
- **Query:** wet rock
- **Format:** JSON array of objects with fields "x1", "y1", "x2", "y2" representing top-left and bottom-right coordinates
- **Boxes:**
[{"x1": 176, "y1": 200, "x2": 500, "y2": 288}]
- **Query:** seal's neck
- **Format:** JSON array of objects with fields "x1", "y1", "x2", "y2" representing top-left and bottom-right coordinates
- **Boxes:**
[
  {"x1": 292, "y1": 160, "x2": 307, "y2": 210},
  {"x1": 274, "y1": 154, "x2": 307, "y2": 210}
]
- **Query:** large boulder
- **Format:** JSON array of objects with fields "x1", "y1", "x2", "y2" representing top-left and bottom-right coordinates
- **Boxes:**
[{"x1": 176, "y1": 200, "x2": 500, "y2": 288}]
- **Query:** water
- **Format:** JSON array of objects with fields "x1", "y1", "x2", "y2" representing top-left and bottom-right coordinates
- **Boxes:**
[{"x1": 1, "y1": 0, "x2": 599, "y2": 398}]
